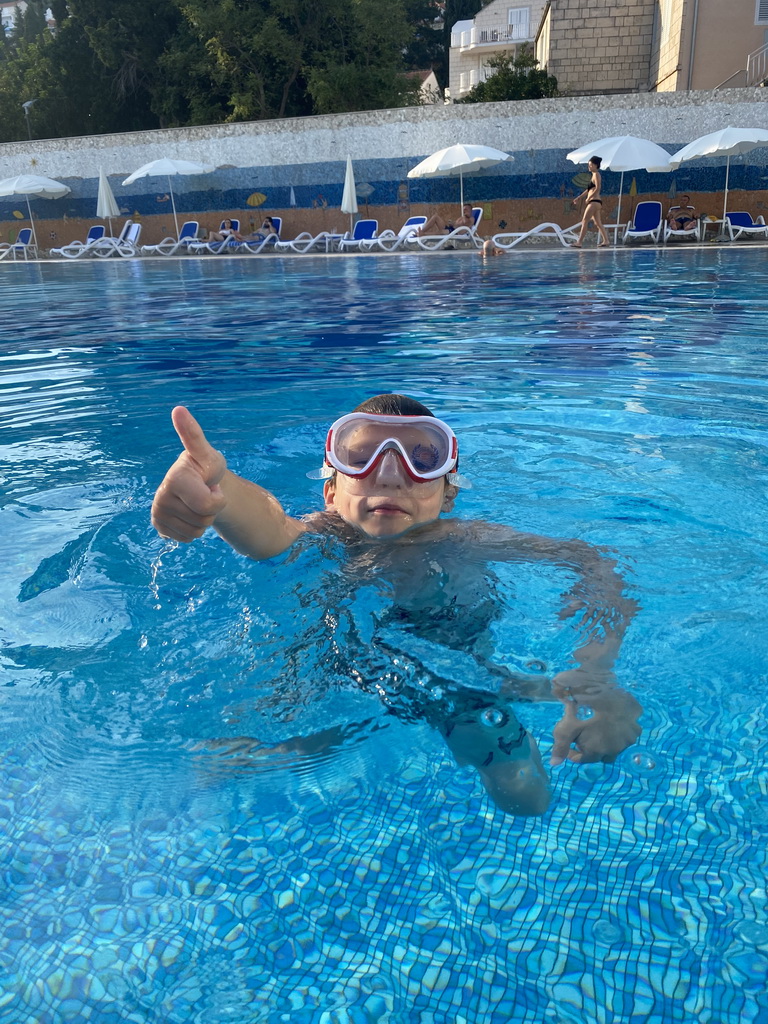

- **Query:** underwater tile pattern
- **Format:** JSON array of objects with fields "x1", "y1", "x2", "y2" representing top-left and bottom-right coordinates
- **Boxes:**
[{"x1": 1, "y1": 704, "x2": 767, "y2": 1024}]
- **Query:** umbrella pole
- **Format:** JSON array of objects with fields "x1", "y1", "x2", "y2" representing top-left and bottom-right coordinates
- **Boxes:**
[
  {"x1": 168, "y1": 175, "x2": 180, "y2": 237},
  {"x1": 26, "y1": 195, "x2": 37, "y2": 248},
  {"x1": 615, "y1": 171, "x2": 624, "y2": 247},
  {"x1": 722, "y1": 156, "x2": 730, "y2": 227},
  {"x1": 459, "y1": 170, "x2": 464, "y2": 213}
]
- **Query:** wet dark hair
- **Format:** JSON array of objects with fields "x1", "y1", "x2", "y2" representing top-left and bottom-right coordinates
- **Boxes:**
[
  {"x1": 353, "y1": 393, "x2": 435, "y2": 417},
  {"x1": 590, "y1": 156, "x2": 602, "y2": 168}
]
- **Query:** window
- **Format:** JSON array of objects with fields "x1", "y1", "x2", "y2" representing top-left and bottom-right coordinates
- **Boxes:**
[
  {"x1": 757, "y1": 0, "x2": 768, "y2": 25},
  {"x1": 508, "y1": 7, "x2": 531, "y2": 40}
]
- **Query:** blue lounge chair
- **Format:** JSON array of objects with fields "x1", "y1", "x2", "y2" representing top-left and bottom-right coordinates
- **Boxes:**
[
  {"x1": 623, "y1": 202, "x2": 663, "y2": 244},
  {"x1": 237, "y1": 217, "x2": 282, "y2": 254},
  {"x1": 725, "y1": 212, "x2": 768, "y2": 241},
  {"x1": 360, "y1": 216, "x2": 426, "y2": 252},
  {"x1": 407, "y1": 207, "x2": 484, "y2": 251},
  {"x1": 188, "y1": 219, "x2": 241, "y2": 254},
  {"x1": 337, "y1": 219, "x2": 378, "y2": 252},
  {"x1": 50, "y1": 225, "x2": 106, "y2": 259},
  {"x1": 140, "y1": 220, "x2": 200, "y2": 256},
  {"x1": 663, "y1": 207, "x2": 701, "y2": 243},
  {"x1": 0, "y1": 227, "x2": 37, "y2": 261}
]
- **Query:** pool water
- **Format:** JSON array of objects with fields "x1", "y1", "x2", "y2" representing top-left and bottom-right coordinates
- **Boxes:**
[{"x1": 1, "y1": 249, "x2": 768, "y2": 1023}]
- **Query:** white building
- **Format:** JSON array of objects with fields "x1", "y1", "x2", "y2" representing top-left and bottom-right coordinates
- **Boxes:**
[{"x1": 448, "y1": 0, "x2": 548, "y2": 100}]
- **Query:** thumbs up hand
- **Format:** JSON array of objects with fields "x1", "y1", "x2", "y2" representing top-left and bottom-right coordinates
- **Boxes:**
[{"x1": 151, "y1": 407, "x2": 229, "y2": 542}]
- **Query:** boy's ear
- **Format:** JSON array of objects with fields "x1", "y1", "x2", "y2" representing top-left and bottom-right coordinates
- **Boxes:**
[
  {"x1": 442, "y1": 482, "x2": 458, "y2": 513},
  {"x1": 323, "y1": 479, "x2": 337, "y2": 508}
]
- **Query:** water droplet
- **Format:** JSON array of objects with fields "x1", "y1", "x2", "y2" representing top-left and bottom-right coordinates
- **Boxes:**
[
  {"x1": 591, "y1": 919, "x2": 625, "y2": 946},
  {"x1": 575, "y1": 706, "x2": 593, "y2": 720},
  {"x1": 735, "y1": 921, "x2": 768, "y2": 946},
  {"x1": 481, "y1": 707, "x2": 508, "y2": 728}
]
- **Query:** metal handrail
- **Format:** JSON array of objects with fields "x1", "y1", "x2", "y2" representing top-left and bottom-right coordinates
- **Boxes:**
[{"x1": 746, "y1": 41, "x2": 768, "y2": 86}]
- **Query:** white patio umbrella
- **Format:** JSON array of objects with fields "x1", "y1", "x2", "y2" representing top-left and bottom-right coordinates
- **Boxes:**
[
  {"x1": 340, "y1": 154, "x2": 358, "y2": 232},
  {"x1": 96, "y1": 167, "x2": 120, "y2": 234},
  {"x1": 668, "y1": 126, "x2": 768, "y2": 224},
  {"x1": 122, "y1": 158, "x2": 215, "y2": 236},
  {"x1": 0, "y1": 173, "x2": 71, "y2": 246},
  {"x1": 567, "y1": 135, "x2": 672, "y2": 243},
  {"x1": 407, "y1": 143, "x2": 512, "y2": 211}
]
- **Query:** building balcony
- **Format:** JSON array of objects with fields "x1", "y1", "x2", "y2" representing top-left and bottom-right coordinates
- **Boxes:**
[
  {"x1": 450, "y1": 22, "x2": 532, "y2": 52},
  {"x1": 458, "y1": 67, "x2": 492, "y2": 95}
]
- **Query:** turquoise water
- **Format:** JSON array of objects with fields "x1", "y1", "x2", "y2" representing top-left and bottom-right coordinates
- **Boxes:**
[{"x1": 1, "y1": 250, "x2": 768, "y2": 1023}]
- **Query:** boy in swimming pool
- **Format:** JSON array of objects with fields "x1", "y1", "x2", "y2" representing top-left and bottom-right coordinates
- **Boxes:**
[{"x1": 152, "y1": 394, "x2": 641, "y2": 816}]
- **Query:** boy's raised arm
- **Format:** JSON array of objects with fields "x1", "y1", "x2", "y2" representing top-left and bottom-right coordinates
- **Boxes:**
[{"x1": 151, "y1": 407, "x2": 307, "y2": 560}]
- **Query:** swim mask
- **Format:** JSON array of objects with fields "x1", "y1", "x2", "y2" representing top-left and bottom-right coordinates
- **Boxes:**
[{"x1": 307, "y1": 412, "x2": 470, "y2": 487}]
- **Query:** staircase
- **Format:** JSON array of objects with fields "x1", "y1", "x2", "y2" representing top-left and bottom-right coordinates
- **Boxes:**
[{"x1": 714, "y1": 41, "x2": 768, "y2": 90}]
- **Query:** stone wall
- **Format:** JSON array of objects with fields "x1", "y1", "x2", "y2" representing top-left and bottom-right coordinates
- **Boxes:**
[
  {"x1": 546, "y1": 0, "x2": 657, "y2": 95},
  {"x1": 1, "y1": 87, "x2": 767, "y2": 248}
]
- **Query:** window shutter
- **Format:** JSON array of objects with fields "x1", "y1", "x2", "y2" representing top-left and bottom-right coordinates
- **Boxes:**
[{"x1": 757, "y1": 0, "x2": 768, "y2": 25}]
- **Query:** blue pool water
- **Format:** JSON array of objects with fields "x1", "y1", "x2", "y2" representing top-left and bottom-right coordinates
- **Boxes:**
[{"x1": 1, "y1": 249, "x2": 768, "y2": 1023}]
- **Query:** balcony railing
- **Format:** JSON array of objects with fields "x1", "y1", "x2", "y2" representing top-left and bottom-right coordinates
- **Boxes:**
[
  {"x1": 458, "y1": 67, "x2": 492, "y2": 94},
  {"x1": 746, "y1": 41, "x2": 768, "y2": 86},
  {"x1": 451, "y1": 22, "x2": 531, "y2": 50}
]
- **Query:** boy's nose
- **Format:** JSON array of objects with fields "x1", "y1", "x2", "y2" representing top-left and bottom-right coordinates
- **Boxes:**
[{"x1": 371, "y1": 448, "x2": 409, "y2": 486}]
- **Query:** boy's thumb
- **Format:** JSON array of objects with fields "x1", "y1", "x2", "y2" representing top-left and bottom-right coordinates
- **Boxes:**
[{"x1": 171, "y1": 406, "x2": 219, "y2": 478}]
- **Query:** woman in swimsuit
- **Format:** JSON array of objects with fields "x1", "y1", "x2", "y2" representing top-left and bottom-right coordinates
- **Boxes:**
[{"x1": 571, "y1": 156, "x2": 610, "y2": 248}]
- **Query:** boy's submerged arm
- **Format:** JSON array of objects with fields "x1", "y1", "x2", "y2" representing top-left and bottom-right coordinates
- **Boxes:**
[{"x1": 459, "y1": 520, "x2": 642, "y2": 764}]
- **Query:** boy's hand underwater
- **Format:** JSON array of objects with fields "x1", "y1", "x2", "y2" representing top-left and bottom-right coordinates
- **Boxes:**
[
  {"x1": 550, "y1": 669, "x2": 642, "y2": 765},
  {"x1": 151, "y1": 406, "x2": 228, "y2": 542}
]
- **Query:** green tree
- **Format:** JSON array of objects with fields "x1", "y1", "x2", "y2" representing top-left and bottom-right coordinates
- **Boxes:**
[
  {"x1": 305, "y1": 0, "x2": 420, "y2": 114},
  {"x1": 458, "y1": 45, "x2": 558, "y2": 103}
]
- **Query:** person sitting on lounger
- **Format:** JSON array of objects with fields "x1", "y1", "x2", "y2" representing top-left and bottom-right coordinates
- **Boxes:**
[
  {"x1": 242, "y1": 217, "x2": 278, "y2": 243},
  {"x1": 208, "y1": 219, "x2": 243, "y2": 242},
  {"x1": 417, "y1": 203, "x2": 476, "y2": 236},
  {"x1": 666, "y1": 196, "x2": 699, "y2": 231}
]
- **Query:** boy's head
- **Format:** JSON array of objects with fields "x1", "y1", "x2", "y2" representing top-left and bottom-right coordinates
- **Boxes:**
[{"x1": 319, "y1": 393, "x2": 461, "y2": 539}]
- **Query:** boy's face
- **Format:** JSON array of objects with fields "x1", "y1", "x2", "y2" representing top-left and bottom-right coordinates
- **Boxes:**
[{"x1": 323, "y1": 449, "x2": 454, "y2": 539}]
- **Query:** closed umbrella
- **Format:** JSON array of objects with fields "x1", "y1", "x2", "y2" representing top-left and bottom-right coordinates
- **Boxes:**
[
  {"x1": 0, "y1": 173, "x2": 71, "y2": 246},
  {"x1": 407, "y1": 143, "x2": 511, "y2": 212},
  {"x1": 567, "y1": 135, "x2": 672, "y2": 243},
  {"x1": 122, "y1": 158, "x2": 215, "y2": 236},
  {"x1": 668, "y1": 126, "x2": 768, "y2": 224},
  {"x1": 340, "y1": 155, "x2": 358, "y2": 233},
  {"x1": 96, "y1": 167, "x2": 120, "y2": 234}
]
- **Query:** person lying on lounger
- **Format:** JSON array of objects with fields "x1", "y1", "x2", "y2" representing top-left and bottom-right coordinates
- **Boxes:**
[
  {"x1": 151, "y1": 394, "x2": 642, "y2": 817},
  {"x1": 666, "y1": 196, "x2": 699, "y2": 231},
  {"x1": 241, "y1": 216, "x2": 278, "y2": 243},
  {"x1": 207, "y1": 219, "x2": 243, "y2": 242},
  {"x1": 416, "y1": 203, "x2": 476, "y2": 236}
]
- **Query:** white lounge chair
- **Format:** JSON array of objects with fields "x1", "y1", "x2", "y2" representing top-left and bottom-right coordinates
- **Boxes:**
[
  {"x1": 489, "y1": 222, "x2": 574, "y2": 251},
  {"x1": 237, "y1": 217, "x2": 282, "y2": 254},
  {"x1": 50, "y1": 225, "x2": 106, "y2": 259},
  {"x1": 407, "y1": 207, "x2": 484, "y2": 251},
  {"x1": 92, "y1": 221, "x2": 142, "y2": 257},
  {"x1": 58, "y1": 219, "x2": 133, "y2": 259},
  {"x1": 360, "y1": 216, "x2": 426, "y2": 252},
  {"x1": 725, "y1": 212, "x2": 768, "y2": 241},
  {"x1": 623, "y1": 202, "x2": 663, "y2": 244},
  {"x1": 140, "y1": 220, "x2": 200, "y2": 256},
  {"x1": 663, "y1": 208, "x2": 701, "y2": 243},
  {"x1": 275, "y1": 230, "x2": 340, "y2": 254},
  {"x1": 0, "y1": 227, "x2": 37, "y2": 261},
  {"x1": 337, "y1": 219, "x2": 378, "y2": 252}
]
